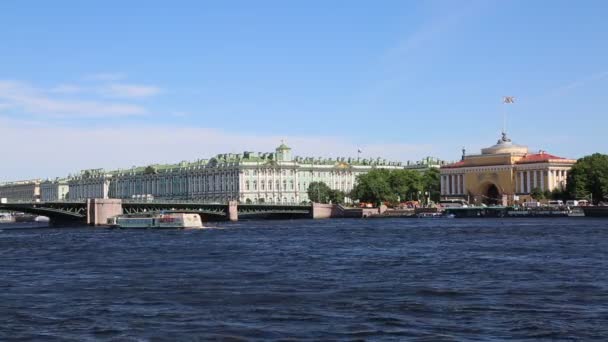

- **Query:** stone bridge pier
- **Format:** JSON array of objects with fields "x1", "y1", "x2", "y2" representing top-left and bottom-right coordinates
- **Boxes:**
[
  {"x1": 87, "y1": 199, "x2": 123, "y2": 226},
  {"x1": 228, "y1": 200, "x2": 238, "y2": 222}
]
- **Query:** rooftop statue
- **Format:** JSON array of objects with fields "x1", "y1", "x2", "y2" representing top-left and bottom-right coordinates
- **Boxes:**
[{"x1": 498, "y1": 132, "x2": 512, "y2": 144}]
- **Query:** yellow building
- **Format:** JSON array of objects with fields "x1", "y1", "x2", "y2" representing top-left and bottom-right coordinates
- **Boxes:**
[{"x1": 440, "y1": 133, "x2": 576, "y2": 205}]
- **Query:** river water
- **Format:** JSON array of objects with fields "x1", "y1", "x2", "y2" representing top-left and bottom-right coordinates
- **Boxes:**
[{"x1": 1, "y1": 218, "x2": 607, "y2": 340}]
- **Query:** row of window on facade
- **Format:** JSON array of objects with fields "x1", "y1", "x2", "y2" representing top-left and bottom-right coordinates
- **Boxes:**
[
  {"x1": 245, "y1": 169, "x2": 295, "y2": 176},
  {"x1": 243, "y1": 169, "x2": 354, "y2": 177},
  {"x1": 244, "y1": 180, "x2": 352, "y2": 192}
]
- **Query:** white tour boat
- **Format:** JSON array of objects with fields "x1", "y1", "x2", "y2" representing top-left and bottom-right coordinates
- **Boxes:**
[{"x1": 109, "y1": 213, "x2": 204, "y2": 229}]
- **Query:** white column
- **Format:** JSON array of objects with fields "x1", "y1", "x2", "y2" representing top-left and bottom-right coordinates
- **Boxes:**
[
  {"x1": 518, "y1": 172, "x2": 523, "y2": 193},
  {"x1": 441, "y1": 175, "x2": 446, "y2": 195},
  {"x1": 459, "y1": 174, "x2": 464, "y2": 194},
  {"x1": 526, "y1": 171, "x2": 531, "y2": 194},
  {"x1": 533, "y1": 171, "x2": 537, "y2": 190},
  {"x1": 540, "y1": 170, "x2": 545, "y2": 191},
  {"x1": 462, "y1": 173, "x2": 466, "y2": 195},
  {"x1": 448, "y1": 175, "x2": 454, "y2": 195}
]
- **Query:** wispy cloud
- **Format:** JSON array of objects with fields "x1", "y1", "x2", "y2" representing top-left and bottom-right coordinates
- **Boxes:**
[
  {"x1": 100, "y1": 83, "x2": 162, "y2": 99},
  {"x1": 49, "y1": 84, "x2": 84, "y2": 94},
  {"x1": 84, "y1": 72, "x2": 126, "y2": 82},
  {"x1": 381, "y1": 1, "x2": 487, "y2": 64},
  {"x1": 0, "y1": 117, "x2": 440, "y2": 181},
  {"x1": 546, "y1": 71, "x2": 608, "y2": 98},
  {"x1": 0, "y1": 80, "x2": 147, "y2": 118}
]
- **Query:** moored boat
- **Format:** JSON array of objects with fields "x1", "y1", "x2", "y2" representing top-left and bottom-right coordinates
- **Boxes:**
[
  {"x1": 0, "y1": 212, "x2": 15, "y2": 223},
  {"x1": 581, "y1": 205, "x2": 608, "y2": 217},
  {"x1": 109, "y1": 213, "x2": 204, "y2": 229},
  {"x1": 416, "y1": 212, "x2": 444, "y2": 218}
]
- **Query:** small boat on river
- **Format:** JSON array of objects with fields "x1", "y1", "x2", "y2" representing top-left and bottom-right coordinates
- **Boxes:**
[{"x1": 109, "y1": 213, "x2": 204, "y2": 229}]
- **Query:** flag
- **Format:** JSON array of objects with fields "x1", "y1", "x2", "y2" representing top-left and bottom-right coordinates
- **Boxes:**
[{"x1": 503, "y1": 96, "x2": 515, "y2": 104}]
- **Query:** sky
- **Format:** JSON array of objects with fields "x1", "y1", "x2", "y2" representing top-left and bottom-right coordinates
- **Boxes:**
[{"x1": 1, "y1": 0, "x2": 607, "y2": 181}]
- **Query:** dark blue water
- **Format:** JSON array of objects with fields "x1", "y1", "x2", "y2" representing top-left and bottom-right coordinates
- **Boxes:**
[{"x1": 1, "y1": 218, "x2": 607, "y2": 341}]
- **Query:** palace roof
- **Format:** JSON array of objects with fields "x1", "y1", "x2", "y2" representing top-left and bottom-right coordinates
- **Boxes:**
[
  {"x1": 515, "y1": 152, "x2": 571, "y2": 164},
  {"x1": 441, "y1": 151, "x2": 574, "y2": 169},
  {"x1": 441, "y1": 160, "x2": 466, "y2": 169}
]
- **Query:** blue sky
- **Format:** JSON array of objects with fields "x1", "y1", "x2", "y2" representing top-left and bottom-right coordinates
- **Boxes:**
[{"x1": 1, "y1": 0, "x2": 607, "y2": 180}]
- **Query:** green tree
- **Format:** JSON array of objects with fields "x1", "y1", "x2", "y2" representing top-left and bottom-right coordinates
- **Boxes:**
[
  {"x1": 307, "y1": 181, "x2": 332, "y2": 203},
  {"x1": 350, "y1": 169, "x2": 395, "y2": 205},
  {"x1": 329, "y1": 189, "x2": 346, "y2": 205},
  {"x1": 388, "y1": 169, "x2": 423, "y2": 201},
  {"x1": 144, "y1": 165, "x2": 157, "y2": 175},
  {"x1": 550, "y1": 188, "x2": 567, "y2": 201},
  {"x1": 422, "y1": 168, "x2": 441, "y2": 203},
  {"x1": 530, "y1": 187, "x2": 545, "y2": 200},
  {"x1": 566, "y1": 153, "x2": 608, "y2": 204}
]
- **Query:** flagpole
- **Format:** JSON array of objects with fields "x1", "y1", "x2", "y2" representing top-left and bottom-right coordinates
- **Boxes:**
[
  {"x1": 501, "y1": 96, "x2": 515, "y2": 135},
  {"x1": 502, "y1": 100, "x2": 507, "y2": 134}
]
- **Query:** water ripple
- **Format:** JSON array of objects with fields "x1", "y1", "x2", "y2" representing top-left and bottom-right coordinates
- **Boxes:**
[{"x1": 1, "y1": 218, "x2": 607, "y2": 340}]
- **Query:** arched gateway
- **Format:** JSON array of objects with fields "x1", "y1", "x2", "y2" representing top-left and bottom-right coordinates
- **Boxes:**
[
  {"x1": 439, "y1": 132, "x2": 576, "y2": 206},
  {"x1": 482, "y1": 183, "x2": 501, "y2": 205}
]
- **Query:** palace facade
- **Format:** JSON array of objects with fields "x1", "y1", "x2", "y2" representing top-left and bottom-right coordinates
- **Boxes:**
[
  {"x1": 0, "y1": 180, "x2": 40, "y2": 202},
  {"x1": 9, "y1": 143, "x2": 443, "y2": 204},
  {"x1": 440, "y1": 133, "x2": 576, "y2": 205}
]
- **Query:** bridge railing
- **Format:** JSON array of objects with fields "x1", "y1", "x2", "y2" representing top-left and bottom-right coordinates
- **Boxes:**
[
  {"x1": 2, "y1": 198, "x2": 312, "y2": 207},
  {"x1": 0, "y1": 199, "x2": 87, "y2": 204},
  {"x1": 121, "y1": 199, "x2": 311, "y2": 206}
]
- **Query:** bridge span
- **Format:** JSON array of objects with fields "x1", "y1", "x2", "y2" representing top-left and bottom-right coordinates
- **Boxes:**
[{"x1": 0, "y1": 199, "x2": 316, "y2": 226}]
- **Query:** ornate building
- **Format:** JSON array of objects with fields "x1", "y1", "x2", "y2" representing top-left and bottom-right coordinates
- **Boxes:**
[
  {"x1": 59, "y1": 143, "x2": 445, "y2": 203},
  {"x1": 0, "y1": 180, "x2": 41, "y2": 201},
  {"x1": 440, "y1": 133, "x2": 576, "y2": 205},
  {"x1": 40, "y1": 178, "x2": 69, "y2": 201}
]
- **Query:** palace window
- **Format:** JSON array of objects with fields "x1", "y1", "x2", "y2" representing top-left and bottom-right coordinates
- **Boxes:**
[
  {"x1": 261, "y1": 181, "x2": 265, "y2": 190},
  {"x1": 246, "y1": 181, "x2": 250, "y2": 191},
  {"x1": 253, "y1": 181, "x2": 257, "y2": 190}
]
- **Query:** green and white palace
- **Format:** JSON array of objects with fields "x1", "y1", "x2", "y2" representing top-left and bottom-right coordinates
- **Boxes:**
[{"x1": 2, "y1": 144, "x2": 446, "y2": 204}]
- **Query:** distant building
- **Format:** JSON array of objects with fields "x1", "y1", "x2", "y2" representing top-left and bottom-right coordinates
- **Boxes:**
[
  {"x1": 440, "y1": 133, "x2": 576, "y2": 205},
  {"x1": 40, "y1": 178, "x2": 70, "y2": 201},
  {"x1": 0, "y1": 179, "x2": 41, "y2": 201},
  {"x1": 64, "y1": 143, "x2": 445, "y2": 203},
  {"x1": 67, "y1": 169, "x2": 111, "y2": 200}
]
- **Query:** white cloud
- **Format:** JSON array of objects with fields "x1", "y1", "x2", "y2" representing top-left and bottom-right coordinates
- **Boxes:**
[
  {"x1": 84, "y1": 72, "x2": 126, "y2": 82},
  {"x1": 0, "y1": 118, "x2": 440, "y2": 181},
  {"x1": 546, "y1": 71, "x2": 608, "y2": 98},
  {"x1": 100, "y1": 83, "x2": 162, "y2": 98},
  {"x1": 49, "y1": 84, "x2": 84, "y2": 94},
  {"x1": 0, "y1": 80, "x2": 147, "y2": 118},
  {"x1": 0, "y1": 102, "x2": 11, "y2": 111}
]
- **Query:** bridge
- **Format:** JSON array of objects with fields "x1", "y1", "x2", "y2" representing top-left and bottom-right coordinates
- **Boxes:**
[{"x1": 0, "y1": 199, "x2": 315, "y2": 225}]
